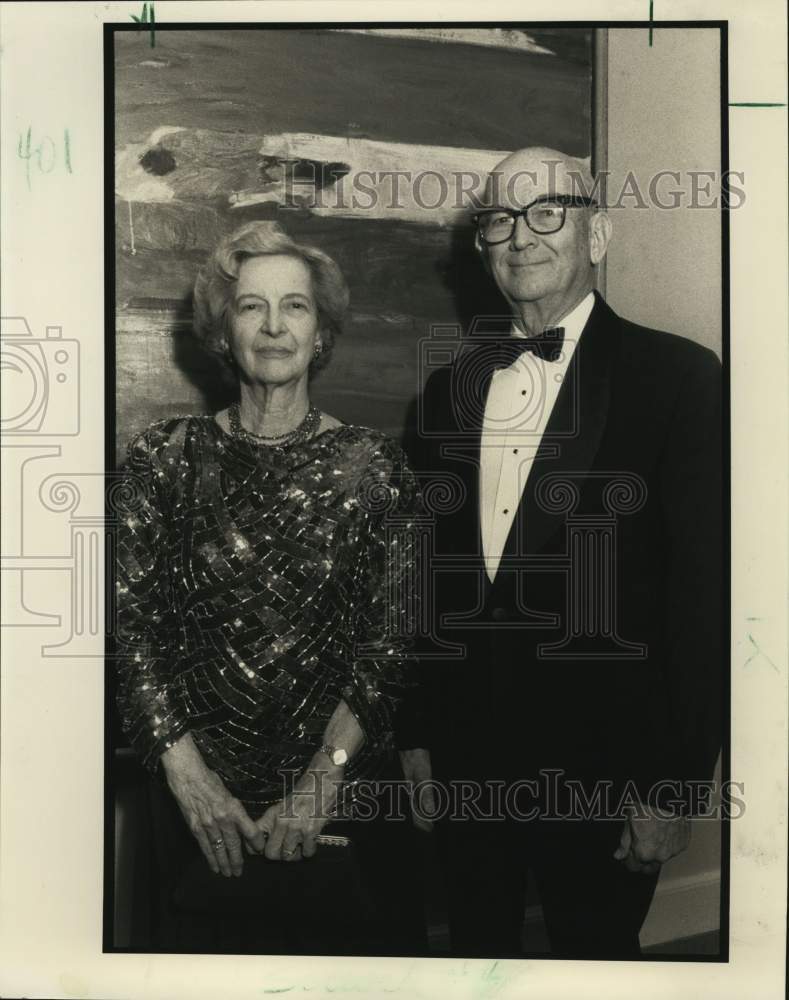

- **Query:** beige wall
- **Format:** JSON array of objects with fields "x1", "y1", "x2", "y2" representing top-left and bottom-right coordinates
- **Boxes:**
[
  {"x1": 605, "y1": 28, "x2": 724, "y2": 946},
  {"x1": 605, "y1": 28, "x2": 722, "y2": 358}
]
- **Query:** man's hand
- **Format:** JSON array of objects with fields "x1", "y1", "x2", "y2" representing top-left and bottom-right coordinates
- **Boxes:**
[
  {"x1": 161, "y1": 733, "x2": 266, "y2": 877},
  {"x1": 399, "y1": 748, "x2": 435, "y2": 833},
  {"x1": 614, "y1": 813, "x2": 691, "y2": 874}
]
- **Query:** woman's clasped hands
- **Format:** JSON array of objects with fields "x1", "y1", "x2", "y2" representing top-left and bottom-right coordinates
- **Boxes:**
[{"x1": 161, "y1": 734, "x2": 338, "y2": 875}]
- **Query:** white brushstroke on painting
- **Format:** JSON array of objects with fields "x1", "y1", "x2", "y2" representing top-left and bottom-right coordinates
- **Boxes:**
[
  {"x1": 231, "y1": 133, "x2": 513, "y2": 226},
  {"x1": 116, "y1": 127, "x2": 590, "y2": 226},
  {"x1": 150, "y1": 125, "x2": 186, "y2": 145},
  {"x1": 115, "y1": 127, "x2": 186, "y2": 202},
  {"x1": 233, "y1": 133, "x2": 590, "y2": 226},
  {"x1": 115, "y1": 143, "x2": 174, "y2": 203},
  {"x1": 335, "y1": 27, "x2": 556, "y2": 56}
]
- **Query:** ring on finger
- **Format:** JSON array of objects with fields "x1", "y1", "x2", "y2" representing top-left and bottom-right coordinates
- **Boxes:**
[{"x1": 212, "y1": 837, "x2": 225, "y2": 849}]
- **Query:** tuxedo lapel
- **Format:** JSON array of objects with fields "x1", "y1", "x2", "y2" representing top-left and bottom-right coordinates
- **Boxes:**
[
  {"x1": 430, "y1": 336, "x2": 503, "y2": 617},
  {"x1": 442, "y1": 337, "x2": 500, "y2": 556},
  {"x1": 512, "y1": 292, "x2": 619, "y2": 555}
]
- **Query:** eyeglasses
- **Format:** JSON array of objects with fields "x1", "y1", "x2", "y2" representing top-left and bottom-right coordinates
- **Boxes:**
[{"x1": 473, "y1": 195, "x2": 598, "y2": 245}]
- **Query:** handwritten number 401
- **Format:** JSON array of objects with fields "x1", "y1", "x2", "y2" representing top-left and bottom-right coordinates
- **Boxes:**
[{"x1": 17, "y1": 128, "x2": 73, "y2": 188}]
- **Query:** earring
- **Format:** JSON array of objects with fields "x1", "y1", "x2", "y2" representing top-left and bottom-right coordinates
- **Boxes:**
[{"x1": 312, "y1": 342, "x2": 323, "y2": 359}]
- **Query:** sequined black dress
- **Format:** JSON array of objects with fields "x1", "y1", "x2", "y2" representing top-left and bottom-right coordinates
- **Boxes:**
[{"x1": 115, "y1": 416, "x2": 421, "y2": 817}]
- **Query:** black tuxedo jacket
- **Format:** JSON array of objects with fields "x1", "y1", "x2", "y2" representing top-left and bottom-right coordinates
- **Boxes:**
[{"x1": 410, "y1": 292, "x2": 723, "y2": 805}]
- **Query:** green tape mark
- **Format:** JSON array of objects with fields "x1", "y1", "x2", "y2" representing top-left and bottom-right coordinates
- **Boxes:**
[
  {"x1": 744, "y1": 633, "x2": 779, "y2": 673},
  {"x1": 729, "y1": 102, "x2": 786, "y2": 107},
  {"x1": 130, "y1": 1, "x2": 155, "y2": 47},
  {"x1": 18, "y1": 126, "x2": 33, "y2": 189}
]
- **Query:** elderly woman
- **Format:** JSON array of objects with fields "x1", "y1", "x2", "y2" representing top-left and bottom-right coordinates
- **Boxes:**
[{"x1": 115, "y1": 221, "x2": 431, "y2": 954}]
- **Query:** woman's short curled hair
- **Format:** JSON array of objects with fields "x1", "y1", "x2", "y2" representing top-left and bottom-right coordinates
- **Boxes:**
[{"x1": 192, "y1": 220, "x2": 350, "y2": 378}]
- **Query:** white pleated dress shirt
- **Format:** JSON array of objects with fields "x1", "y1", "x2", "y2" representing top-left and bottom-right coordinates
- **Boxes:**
[{"x1": 479, "y1": 292, "x2": 595, "y2": 582}]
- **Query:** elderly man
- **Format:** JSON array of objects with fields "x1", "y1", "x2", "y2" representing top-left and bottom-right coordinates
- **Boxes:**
[{"x1": 415, "y1": 147, "x2": 723, "y2": 958}]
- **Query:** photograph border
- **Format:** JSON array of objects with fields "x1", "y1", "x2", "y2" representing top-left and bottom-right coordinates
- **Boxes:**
[{"x1": 102, "y1": 17, "x2": 732, "y2": 963}]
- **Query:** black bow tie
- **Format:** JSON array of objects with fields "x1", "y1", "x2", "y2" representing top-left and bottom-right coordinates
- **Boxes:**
[{"x1": 492, "y1": 327, "x2": 566, "y2": 366}]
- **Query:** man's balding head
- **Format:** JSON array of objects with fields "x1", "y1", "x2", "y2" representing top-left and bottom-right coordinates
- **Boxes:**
[{"x1": 483, "y1": 147, "x2": 597, "y2": 209}]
